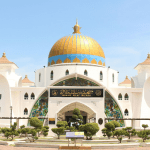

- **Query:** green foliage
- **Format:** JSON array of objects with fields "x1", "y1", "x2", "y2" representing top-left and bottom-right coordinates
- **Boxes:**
[
  {"x1": 113, "y1": 129, "x2": 126, "y2": 143},
  {"x1": 66, "y1": 126, "x2": 77, "y2": 132},
  {"x1": 26, "y1": 129, "x2": 38, "y2": 142},
  {"x1": 2, "y1": 122, "x2": 19, "y2": 140},
  {"x1": 71, "y1": 108, "x2": 83, "y2": 129},
  {"x1": 42, "y1": 126, "x2": 49, "y2": 137},
  {"x1": 101, "y1": 128, "x2": 107, "y2": 137},
  {"x1": 104, "y1": 122, "x2": 115, "y2": 139},
  {"x1": 51, "y1": 127, "x2": 65, "y2": 139},
  {"x1": 20, "y1": 125, "x2": 25, "y2": 129},
  {"x1": 137, "y1": 130, "x2": 150, "y2": 142},
  {"x1": 29, "y1": 117, "x2": 43, "y2": 137},
  {"x1": 142, "y1": 124, "x2": 148, "y2": 130},
  {"x1": 109, "y1": 121, "x2": 120, "y2": 128},
  {"x1": 123, "y1": 127, "x2": 136, "y2": 139},
  {"x1": 29, "y1": 117, "x2": 43, "y2": 129},
  {"x1": 56, "y1": 121, "x2": 68, "y2": 128},
  {"x1": 79, "y1": 123, "x2": 99, "y2": 140},
  {"x1": 105, "y1": 122, "x2": 115, "y2": 131}
]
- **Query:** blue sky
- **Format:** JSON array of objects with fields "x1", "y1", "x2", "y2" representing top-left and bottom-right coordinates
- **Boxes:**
[{"x1": 0, "y1": 0, "x2": 150, "y2": 83}]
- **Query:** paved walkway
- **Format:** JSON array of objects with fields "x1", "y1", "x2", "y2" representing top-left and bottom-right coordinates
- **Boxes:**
[{"x1": 0, "y1": 146, "x2": 150, "y2": 150}]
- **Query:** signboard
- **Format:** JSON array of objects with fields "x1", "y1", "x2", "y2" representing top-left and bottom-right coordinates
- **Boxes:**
[
  {"x1": 49, "y1": 118, "x2": 55, "y2": 124},
  {"x1": 50, "y1": 89, "x2": 103, "y2": 97},
  {"x1": 66, "y1": 132, "x2": 84, "y2": 139}
]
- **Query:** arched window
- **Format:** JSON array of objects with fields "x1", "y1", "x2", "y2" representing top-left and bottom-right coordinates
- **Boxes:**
[
  {"x1": 112, "y1": 73, "x2": 114, "y2": 82},
  {"x1": 124, "y1": 109, "x2": 129, "y2": 116},
  {"x1": 31, "y1": 93, "x2": 35, "y2": 100},
  {"x1": 65, "y1": 69, "x2": 69, "y2": 75},
  {"x1": 84, "y1": 70, "x2": 88, "y2": 76},
  {"x1": 0, "y1": 94, "x2": 1, "y2": 100},
  {"x1": 118, "y1": 93, "x2": 122, "y2": 100},
  {"x1": 39, "y1": 73, "x2": 41, "y2": 82},
  {"x1": 100, "y1": 71, "x2": 103, "y2": 80},
  {"x1": 124, "y1": 93, "x2": 129, "y2": 100},
  {"x1": 24, "y1": 108, "x2": 28, "y2": 115},
  {"x1": 50, "y1": 71, "x2": 53, "y2": 80},
  {"x1": 24, "y1": 93, "x2": 28, "y2": 100}
]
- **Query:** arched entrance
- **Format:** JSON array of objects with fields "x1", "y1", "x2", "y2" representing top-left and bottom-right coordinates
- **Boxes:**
[{"x1": 57, "y1": 102, "x2": 96, "y2": 126}]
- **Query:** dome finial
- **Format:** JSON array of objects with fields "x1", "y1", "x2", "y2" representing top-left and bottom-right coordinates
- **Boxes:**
[
  {"x1": 76, "y1": 18, "x2": 78, "y2": 25},
  {"x1": 73, "y1": 19, "x2": 81, "y2": 34},
  {"x1": 2, "y1": 52, "x2": 6, "y2": 57},
  {"x1": 147, "y1": 52, "x2": 150, "y2": 58}
]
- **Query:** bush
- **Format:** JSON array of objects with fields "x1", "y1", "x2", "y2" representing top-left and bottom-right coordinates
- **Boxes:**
[
  {"x1": 29, "y1": 117, "x2": 43, "y2": 137},
  {"x1": 123, "y1": 127, "x2": 136, "y2": 139},
  {"x1": 142, "y1": 124, "x2": 148, "y2": 130},
  {"x1": 137, "y1": 130, "x2": 150, "y2": 142},
  {"x1": 113, "y1": 129, "x2": 126, "y2": 143},
  {"x1": 56, "y1": 121, "x2": 68, "y2": 128},
  {"x1": 51, "y1": 127, "x2": 65, "y2": 139},
  {"x1": 79, "y1": 123, "x2": 99, "y2": 140},
  {"x1": 42, "y1": 126, "x2": 49, "y2": 137},
  {"x1": 104, "y1": 122, "x2": 115, "y2": 139},
  {"x1": 71, "y1": 108, "x2": 83, "y2": 129}
]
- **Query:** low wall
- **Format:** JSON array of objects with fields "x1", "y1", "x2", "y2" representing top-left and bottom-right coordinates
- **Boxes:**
[{"x1": 0, "y1": 141, "x2": 8, "y2": 145}]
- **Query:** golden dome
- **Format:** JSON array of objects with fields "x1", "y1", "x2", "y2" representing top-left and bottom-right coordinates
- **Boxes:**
[{"x1": 48, "y1": 21, "x2": 105, "y2": 66}]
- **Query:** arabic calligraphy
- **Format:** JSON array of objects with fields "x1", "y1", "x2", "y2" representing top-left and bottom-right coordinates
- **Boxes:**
[{"x1": 50, "y1": 89, "x2": 103, "y2": 97}]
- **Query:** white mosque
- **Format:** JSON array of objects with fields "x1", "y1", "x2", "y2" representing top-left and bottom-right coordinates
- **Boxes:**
[{"x1": 0, "y1": 21, "x2": 150, "y2": 135}]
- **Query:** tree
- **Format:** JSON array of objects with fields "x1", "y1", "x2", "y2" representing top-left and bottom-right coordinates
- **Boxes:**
[
  {"x1": 123, "y1": 127, "x2": 136, "y2": 139},
  {"x1": 113, "y1": 129, "x2": 126, "y2": 143},
  {"x1": 142, "y1": 124, "x2": 148, "y2": 130},
  {"x1": 51, "y1": 121, "x2": 68, "y2": 139},
  {"x1": 42, "y1": 126, "x2": 49, "y2": 137},
  {"x1": 104, "y1": 122, "x2": 115, "y2": 139},
  {"x1": 4, "y1": 122, "x2": 19, "y2": 140},
  {"x1": 29, "y1": 117, "x2": 43, "y2": 137},
  {"x1": 70, "y1": 108, "x2": 83, "y2": 129},
  {"x1": 1, "y1": 127, "x2": 11, "y2": 139},
  {"x1": 137, "y1": 130, "x2": 150, "y2": 142},
  {"x1": 109, "y1": 121, "x2": 120, "y2": 137},
  {"x1": 51, "y1": 127, "x2": 65, "y2": 139},
  {"x1": 27, "y1": 129, "x2": 38, "y2": 142},
  {"x1": 79, "y1": 123, "x2": 99, "y2": 140}
]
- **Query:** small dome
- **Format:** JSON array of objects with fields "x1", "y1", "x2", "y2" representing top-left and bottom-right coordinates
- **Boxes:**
[{"x1": 48, "y1": 21, "x2": 105, "y2": 66}]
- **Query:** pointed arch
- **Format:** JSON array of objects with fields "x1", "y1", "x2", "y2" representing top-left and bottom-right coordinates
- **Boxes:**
[
  {"x1": 39, "y1": 73, "x2": 41, "y2": 82},
  {"x1": 50, "y1": 70, "x2": 53, "y2": 80},
  {"x1": 124, "y1": 93, "x2": 129, "y2": 100},
  {"x1": 24, "y1": 93, "x2": 28, "y2": 100},
  {"x1": 124, "y1": 109, "x2": 129, "y2": 116},
  {"x1": 65, "y1": 69, "x2": 69, "y2": 75},
  {"x1": 100, "y1": 71, "x2": 103, "y2": 80},
  {"x1": 118, "y1": 93, "x2": 122, "y2": 100},
  {"x1": 112, "y1": 73, "x2": 114, "y2": 82},
  {"x1": 31, "y1": 93, "x2": 35, "y2": 100},
  {"x1": 24, "y1": 108, "x2": 28, "y2": 115},
  {"x1": 84, "y1": 70, "x2": 88, "y2": 76}
]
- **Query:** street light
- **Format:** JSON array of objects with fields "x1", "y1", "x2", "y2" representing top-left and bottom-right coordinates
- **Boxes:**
[{"x1": 10, "y1": 106, "x2": 12, "y2": 127}]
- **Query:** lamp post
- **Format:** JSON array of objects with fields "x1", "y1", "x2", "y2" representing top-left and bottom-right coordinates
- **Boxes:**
[{"x1": 10, "y1": 106, "x2": 12, "y2": 127}]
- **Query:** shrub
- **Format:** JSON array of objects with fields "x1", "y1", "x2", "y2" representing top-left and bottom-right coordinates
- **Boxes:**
[
  {"x1": 123, "y1": 127, "x2": 136, "y2": 139},
  {"x1": 71, "y1": 108, "x2": 83, "y2": 129},
  {"x1": 137, "y1": 130, "x2": 150, "y2": 142},
  {"x1": 51, "y1": 127, "x2": 65, "y2": 139},
  {"x1": 142, "y1": 124, "x2": 148, "y2": 130},
  {"x1": 42, "y1": 126, "x2": 49, "y2": 137},
  {"x1": 79, "y1": 123, "x2": 99, "y2": 140},
  {"x1": 113, "y1": 129, "x2": 126, "y2": 143},
  {"x1": 57, "y1": 121, "x2": 68, "y2": 128}
]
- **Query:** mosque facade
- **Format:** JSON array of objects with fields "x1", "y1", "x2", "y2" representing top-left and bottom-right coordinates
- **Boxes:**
[{"x1": 0, "y1": 21, "x2": 149, "y2": 135}]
